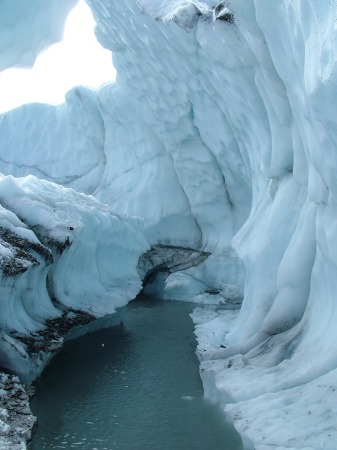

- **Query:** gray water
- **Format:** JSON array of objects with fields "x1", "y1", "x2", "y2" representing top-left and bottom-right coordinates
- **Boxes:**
[{"x1": 29, "y1": 296, "x2": 243, "y2": 450}]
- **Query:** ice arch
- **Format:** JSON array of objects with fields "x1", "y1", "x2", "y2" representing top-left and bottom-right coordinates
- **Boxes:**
[
  {"x1": 1, "y1": 1, "x2": 337, "y2": 449},
  {"x1": 0, "y1": 0, "x2": 78, "y2": 71}
]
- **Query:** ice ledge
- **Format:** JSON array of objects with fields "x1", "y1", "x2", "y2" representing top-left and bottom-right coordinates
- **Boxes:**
[{"x1": 0, "y1": 174, "x2": 149, "y2": 383}]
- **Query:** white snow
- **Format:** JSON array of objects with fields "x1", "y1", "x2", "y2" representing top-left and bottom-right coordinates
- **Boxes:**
[{"x1": 1, "y1": 0, "x2": 337, "y2": 449}]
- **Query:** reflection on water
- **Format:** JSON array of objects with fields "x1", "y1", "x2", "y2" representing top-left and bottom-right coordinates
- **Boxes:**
[{"x1": 29, "y1": 296, "x2": 243, "y2": 450}]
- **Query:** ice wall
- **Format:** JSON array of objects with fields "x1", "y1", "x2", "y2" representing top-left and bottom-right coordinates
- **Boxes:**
[
  {"x1": 85, "y1": 0, "x2": 337, "y2": 447},
  {"x1": 0, "y1": 174, "x2": 149, "y2": 382},
  {"x1": 0, "y1": 84, "x2": 202, "y2": 248},
  {"x1": 1, "y1": 0, "x2": 337, "y2": 448}
]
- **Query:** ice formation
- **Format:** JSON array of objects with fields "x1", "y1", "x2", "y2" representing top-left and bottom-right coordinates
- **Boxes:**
[
  {"x1": 0, "y1": 173, "x2": 149, "y2": 382},
  {"x1": 1, "y1": 0, "x2": 337, "y2": 448}
]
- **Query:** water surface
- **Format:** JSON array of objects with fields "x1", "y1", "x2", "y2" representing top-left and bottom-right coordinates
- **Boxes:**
[{"x1": 29, "y1": 296, "x2": 243, "y2": 450}]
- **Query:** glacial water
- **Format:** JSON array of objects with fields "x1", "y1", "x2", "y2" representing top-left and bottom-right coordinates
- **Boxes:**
[{"x1": 29, "y1": 296, "x2": 243, "y2": 450}]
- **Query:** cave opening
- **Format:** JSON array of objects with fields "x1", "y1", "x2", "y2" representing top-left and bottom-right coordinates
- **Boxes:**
[{"x1": 0, "y1": 0, "x2": 114, "y2": 114}]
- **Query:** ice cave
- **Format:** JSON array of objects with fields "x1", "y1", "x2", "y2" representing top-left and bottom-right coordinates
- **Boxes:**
[{"x1": 1, "y1": 0, "x2": 337, "y2": 448}]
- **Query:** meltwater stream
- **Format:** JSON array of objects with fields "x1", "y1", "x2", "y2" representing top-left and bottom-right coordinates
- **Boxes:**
[{"x1": 29, "y1": 296, "x2": 243, "y2": 450}]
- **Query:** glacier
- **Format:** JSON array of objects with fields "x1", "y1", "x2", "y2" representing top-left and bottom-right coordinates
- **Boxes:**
[
  {"x1": 0, "y1": 0, "x2": 78, "y2": 72},
  {"x1": 1, "y1": 0, "x2": 337, "y2": 449}
]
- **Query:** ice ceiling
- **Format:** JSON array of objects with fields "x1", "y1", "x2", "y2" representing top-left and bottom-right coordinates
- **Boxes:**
[{"x1": 1, "y1": 0, "x2": 337, "y2": 448}]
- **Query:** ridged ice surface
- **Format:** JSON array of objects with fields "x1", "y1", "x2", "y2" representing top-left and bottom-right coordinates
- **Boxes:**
[
  {"x1": 0, "y1": 174, "x2": 149, "y2": 382},
  {"x1": 1, "y1": 0, "x2": 337, "y2": 448}
]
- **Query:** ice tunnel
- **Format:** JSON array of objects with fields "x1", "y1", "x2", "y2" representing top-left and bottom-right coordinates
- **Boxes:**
[{"x1": 1, "y1": 1, "x2": 337, "y2": 449}]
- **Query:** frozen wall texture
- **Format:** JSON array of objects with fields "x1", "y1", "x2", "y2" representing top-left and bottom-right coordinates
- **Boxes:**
[{"x1": 1, "y1": 0, "x2": 337, "y2": 448}]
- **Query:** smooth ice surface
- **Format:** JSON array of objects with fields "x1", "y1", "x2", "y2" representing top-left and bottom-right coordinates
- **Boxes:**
[
  {"x1": 29, "y1": 297, "x2": 243, "y2": 450},
  {"x1": 2, "y1": 0, "x2": 337, "y2": 449}
]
